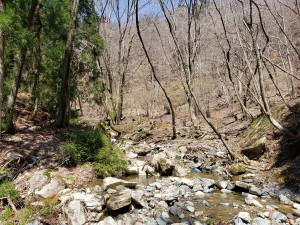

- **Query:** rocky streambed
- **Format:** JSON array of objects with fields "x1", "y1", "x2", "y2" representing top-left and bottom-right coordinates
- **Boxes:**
[{"x1": 14, "y1": 139, "x2": 300, "y2": 225}]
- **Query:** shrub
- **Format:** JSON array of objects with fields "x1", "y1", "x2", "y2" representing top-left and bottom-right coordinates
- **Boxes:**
[
  {"x1": 58, "y1": 126, "x2": 126, "y2": 177},
  {"x1": 0, "y1": 180, "x2": 19, "y2": 201}
]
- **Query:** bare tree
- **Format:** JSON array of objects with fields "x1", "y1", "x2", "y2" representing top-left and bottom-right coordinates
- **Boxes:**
[
  {"x1": 0, "y1": 0, "x2": 5, "y2": 141},
  {"x1": 136, "y1": 0, "x2": 177, "y2": 139}
]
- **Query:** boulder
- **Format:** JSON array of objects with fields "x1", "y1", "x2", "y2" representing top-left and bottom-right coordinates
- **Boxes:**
[
  {"x1": 107, "y1": 188, "x2": 132, "y2": 211},
  {"x1": 63, "y1": 200, "x2": 87, "y2": 225},
  {"x1": 102, "y1": 177, "x2": 137, "y2": 190},
  {"x1": 35, "y1": 179, "x2": 65, "y2": 199},
  {"x1": 237, "y1": 212, "x2": 251, "y2": 223},
  {"x1": 158, "y1": 159, "x2": 175, "y2": 176},
  {"x1": 271, "y1": 210, "x2": 288, "y2": 222},
  {"x1": 235, "y1": 181, "x2": 251, "y2": 191},
  {"x1": 279, "y1": 194, "x2": 294, "y2": 206},
  {"x1": 132, "y1": 190, "x2": 148, "y2": 208},
  {"x1": 252, "y1": 217, "x2": 271, "y2": 225},
  {"x1": 229, "y1": 164, "x2": 246, "y2": 175},
  {"x1": 241, "y1": 137, "x2": 267, "y2": 160}
]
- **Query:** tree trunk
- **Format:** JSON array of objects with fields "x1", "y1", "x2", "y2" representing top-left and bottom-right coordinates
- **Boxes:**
[
  {"x1": 5, "y1": 0, "x2": 40, "y2": 132},
  {"x1": 56, "y1": 0, "x2": 79, "y2": 127},
  {"x1": 0, "y1": 0, "x2": 5, "y2": 140},
  {"x1": 136, "y1": 0, "x2": 176, "y2": 139}
]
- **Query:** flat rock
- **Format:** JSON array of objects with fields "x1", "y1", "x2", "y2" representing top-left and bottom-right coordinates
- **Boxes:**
[
  {"x1": 102, "y1": 177, "x2": 137, "y2": 190},
  {"x1": 245, "y1": 196, "x2": 263, "y2": 208},
  {"x1": 235, "y1": 181, "x2": 251, "y2": 191},
  {"x1": 271, "y1": 210, "x2": 288, "y2": 222},
  {"x1": 35, "y1": 179, "x2": 65, "y2": 198},
  {"x1": 279, "y1": 194, "x2": 294, "y2": 206},
  {"x1": 63, "y1": 200, "x2": 87, "y2": 225},
  {"x1": 132, "y1": 190, "x2": 148, "y2": 208},
  {"x1": 107, "y1": 188, "x2": 132, "y2": 211}
]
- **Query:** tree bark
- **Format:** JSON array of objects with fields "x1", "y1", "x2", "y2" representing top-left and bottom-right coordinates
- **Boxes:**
[{"x1": 56, "y1": 0, "x2": 79, "y2": 127}]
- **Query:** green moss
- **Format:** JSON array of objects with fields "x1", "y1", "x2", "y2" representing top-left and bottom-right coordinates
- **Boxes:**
[{"x1": 44, "y1": 169, "x2": 55, "y2": 179}]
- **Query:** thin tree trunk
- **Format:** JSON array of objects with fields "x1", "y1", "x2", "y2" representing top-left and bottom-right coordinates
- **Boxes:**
[
  {"x1": 5, "y1": 0, "x2": 40, "y2": 132},
  {"x1": 56, "y1": 0, "x2": 79, "y2": 127},
  {"x1": 0, "y1": 0, "x2": 5, "y2": 140},
  {"x1": 136, "y1": 0, "x2": 176, "y2": 139}
]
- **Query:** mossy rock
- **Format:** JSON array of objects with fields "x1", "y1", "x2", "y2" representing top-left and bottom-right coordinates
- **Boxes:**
[{"x1": 229, "y1": 163, "x2": 246, "y2": 175}]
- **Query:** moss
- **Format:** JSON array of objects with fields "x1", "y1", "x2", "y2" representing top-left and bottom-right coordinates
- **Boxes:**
[{"x1": 44, "y1": 169, "x2": 55, "y2": 179}]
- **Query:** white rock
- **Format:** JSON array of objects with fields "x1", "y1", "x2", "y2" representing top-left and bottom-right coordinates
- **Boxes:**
[
  {"x1": 35, "y1": 179, "x2": 65, "y2": 198},
  {"x1": 102, "y1": 177, "x2": 137, "y2": 190},
  {"x1": 63, "y1": 200, "x2": 86, "y2": 225},
  {"x1": 237, "y1": 212, "x2": 251, "y2": 223}
]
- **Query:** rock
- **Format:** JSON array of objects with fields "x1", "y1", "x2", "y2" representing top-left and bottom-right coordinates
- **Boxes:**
[
  {"x1": 26, "y1": 220, "x2": 43, "y2": 225},
  {"x1": 186, "y1": 205, "x2": 195, "y2": 213},
  {"x1": 271, "y1": 211, "x2": 288, "y2": 222},
  {"x1": 249, "y1": 186, "x2": 262, "y2": 196},
  {"x1": 134, "y1": 147, "x2": 151, "y2": 156},
  {"x1": 216, "y1": 180, "x2": 229, "y2": 189},
  {"x1": 195, "y1": 191, "x2": 205, "y2": 198},
  {"x1": 237, "y1": 212, "x2": 251, "y2": 223},
  {"x1": 158, "y1": 159, "x2": 175, "y2": 176},
  {"x1": 173, "y1": 163, "x2": 189, "y2": 177},
  {"x1": 196, "y1": 177, "x2": 215, "y2": 188},
  {"x1": 127, "y1": 152, "x2": 138, "y2": 159},
  {"x1": 155, "y1": 201, "x2": 169, "y2": 212},
  {"x1": 252, "y1": 217, "x2": 271, "y2": 225},
  {"x1": 279, "y1": 194, "x2": 294, "y2": 206},
  {"x1": 126, "y1": 165, "x2": 139, "y2": 175},
  {"x1": 235, "y1": 181, "x2": 251, "y2": 191},
  {"x1": 63, "y1": 200, "x2": 87, "y2": 225},
  {"x1": 98, "y1": 216, "x2": 118, "y2": 225},
  {"x1": 35, "y1": 179, "x2": 65, "y2": 198},
  {"x1": 294, "y1": 208, "x2": 300, "y2": 217},
  {"x1": 234, "y1": 217, "x2": 249, "y2": 225},
  {"x1": 293, "y1": 203, "x2": 300, "y2": 209},
  {"x1": 229, "y1": 164, "x2": 246, "y2": 175},
  {"x1": 245, "y1": 196, "x2": 263, "y2": 208},
  {"x1": 155, "y1": 216, "x2": 168, "y2": 225},
  {"x1": 132, "y1": 190, "x2": 148, "y2": 208},
  {"x1": 102, "y1": 177, "x2": 137, "y2": 190},
  {"x1": 107, "y1": 188, "x2": 132, "y2": 211},
  {"x1": 241, "y1": 137, "x2": 267, "y2": 160}
]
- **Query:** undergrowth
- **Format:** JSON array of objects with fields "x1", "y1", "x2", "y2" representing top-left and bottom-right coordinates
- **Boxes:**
[{"x1": 58, "y1": 126, "x2": 126, "y2": 177}]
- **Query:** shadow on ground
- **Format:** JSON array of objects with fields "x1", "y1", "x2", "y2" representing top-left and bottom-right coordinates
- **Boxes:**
[{"x1": 275, "y1": 102, "x2": 300, "y2": 198}]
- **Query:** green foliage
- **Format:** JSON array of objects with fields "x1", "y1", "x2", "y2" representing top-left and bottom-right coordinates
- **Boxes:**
[
  {"x1": 58, "y1": 127, "x2": 126, "y2": 177},
  {"x1": 0, "y1": 206, "x2": 13, "y2": 222},
  {"x1": 0, "y1": 180, "x2": 20, "y2": 201}
]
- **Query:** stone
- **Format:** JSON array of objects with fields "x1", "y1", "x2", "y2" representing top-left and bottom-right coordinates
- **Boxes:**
[
  {"x1": 241, "y1": 137, "x2": 267, "y2": 160},
  {"x1": 155, "y1": 216, "x2": 168, "y2": 225},
  {"x1": 102, "y1": 177, "x2": 137, "y2": 190},
  {"x1": 132, "y1": 190, "x2": 148, "y2": 208},
  {"x1": 249, "y1": 186, "x2": 262, "y2": 196},
  {"x1": 107, "y1": 188, "x2": 132, "y2": 211},
  {"x1": 271, "y1": 211, "x2": 288, "y2": 222},
  {"x1": 156, "y1": 201, "x2": 169, "y2": 212},
  {"x1": 279, "y1": 194, "x2": 294, "y2": 206},
  {"x1": 186, "y1": 205, "x2": 195, "y2": 213},
  {"x1": 252, "y1": 217, "x2": 271, "y2": 225},
  {"x1": 293, "y1": 203, "x2": 300, "y2": 209},
  {"x1": 173, "y1": 163, "x2": 189, "y2": 177},
  {"x1": 294, "y1": 208, "x2": 300, "y2": 217},
  {"x1": 26, "y1": 220, "x2": 43, "y2": 225},
  {"x1": 237, "y1": 212, "x2": 251, "y2": 223},
  {"x1": 229, "y1": 164, "x2": 246, "y2": 175},
  {"x1": 126, "y1": 165, "x2": 139, "y2": 175},
  {"x1": 35, "y1": 179, "x2": 65, "y2": 199},
  {"x1": 98, "y1": 216, "x2": 118, "y2": 225},
  {"x1": 134, "y1": 147, "x2": 151, "y2": 156},
  {"x1": 234, "y1": 217, "x2": 249, "y2": 225},
  {"x1": 235, "y1": 181, "x2": 251, "y2": 191},
  {"x1": 158, "y1": 159, "x2": 175, "y2": 176},
  {"x1": 127, "y1": 152, "x2": 138, "y2": 159},
  {"x1": 195, "y1": 191, "x2": 205, "y2": 198},
  {"x1": 196, "y1": 177, "x2": 215, "y2": 188},
  {"x1": 63, "y1": 200, "x2": 87, "y2": 225},
  {"x1": 245, "y1": 196, "x2": 263, "y2": 208},
  {"x1": 216, "y1": 180, "x2": 229, "y2": 189}
]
